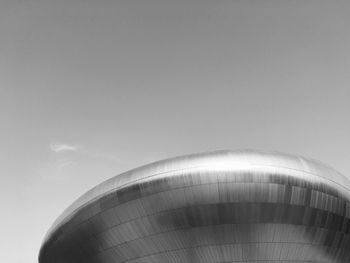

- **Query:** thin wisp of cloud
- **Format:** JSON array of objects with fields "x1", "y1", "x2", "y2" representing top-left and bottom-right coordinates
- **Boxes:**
[
  {"x1": 49, "y1": 142, "x2": 120, "y2": 163},
  {"x1": 50, "y1": 143, "x2": 80, "y2": 153}
]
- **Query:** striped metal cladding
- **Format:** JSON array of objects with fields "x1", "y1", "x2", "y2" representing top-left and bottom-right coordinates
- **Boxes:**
[{"x1": 39, "y1": 150, "x2": 350, "y2": 263}]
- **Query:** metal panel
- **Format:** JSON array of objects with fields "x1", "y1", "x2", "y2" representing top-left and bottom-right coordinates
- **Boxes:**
[{"x1": 39, "y1": 150, "x2": 350, "y2": 263}]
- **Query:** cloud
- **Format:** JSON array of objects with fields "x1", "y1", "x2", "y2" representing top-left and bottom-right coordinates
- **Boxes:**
[
  {"x1": 50, "y1": 143, "x2": 80, "y2": 153},
  {"x1": 42, "y1": 142, "x2": 122, "y2": 181},
  {"x1": 49, "y1": 142, "x2": 119, "y2": 162}
]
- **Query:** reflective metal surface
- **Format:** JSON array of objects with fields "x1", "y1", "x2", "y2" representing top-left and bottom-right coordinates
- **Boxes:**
[{"x1": 39, "y1": 150, "x2": 350, "y2": 263}]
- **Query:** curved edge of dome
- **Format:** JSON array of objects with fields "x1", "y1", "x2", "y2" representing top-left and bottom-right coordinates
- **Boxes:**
[{"x1": 39, "y1": 149, "x2": 350, "y2": 254}]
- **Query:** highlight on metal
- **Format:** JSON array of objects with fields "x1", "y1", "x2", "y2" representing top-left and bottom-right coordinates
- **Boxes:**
[{"x1": 39, "y1": 150, "x2": 350, "y2": 263}]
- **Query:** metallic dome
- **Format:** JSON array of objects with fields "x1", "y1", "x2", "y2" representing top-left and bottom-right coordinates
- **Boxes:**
[{"x1": 39, "y1": 150, "x2": 350, "y2": 263}]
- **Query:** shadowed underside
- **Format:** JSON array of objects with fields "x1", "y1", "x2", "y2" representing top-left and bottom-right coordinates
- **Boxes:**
[{"x1": 39, "y1": 150, "x2": 350, "y2": 263}]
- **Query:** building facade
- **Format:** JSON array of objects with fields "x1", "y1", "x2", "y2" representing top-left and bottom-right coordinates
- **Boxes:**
[{"x1": 39, "y1": 150, "x2": 350, "y2": 263}]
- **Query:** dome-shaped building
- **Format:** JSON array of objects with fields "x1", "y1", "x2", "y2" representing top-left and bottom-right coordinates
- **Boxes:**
[{"x1": 39, "y1": 150, "x2": 350, "y2": 263}]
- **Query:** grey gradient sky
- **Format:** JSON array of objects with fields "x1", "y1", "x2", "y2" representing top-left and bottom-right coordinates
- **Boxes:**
[{"x1": 1, "y1": 1, "x2": 350, "y2": 262}]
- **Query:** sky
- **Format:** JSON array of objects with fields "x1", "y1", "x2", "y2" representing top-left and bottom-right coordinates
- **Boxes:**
[{"x1": 1, "y1": 1, "x2": 350, "y2": 263}]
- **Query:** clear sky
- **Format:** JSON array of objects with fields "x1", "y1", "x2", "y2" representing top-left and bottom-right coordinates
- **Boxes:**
[{"x1": 1, "y1": 1, "x2": 350, "y2": 263}]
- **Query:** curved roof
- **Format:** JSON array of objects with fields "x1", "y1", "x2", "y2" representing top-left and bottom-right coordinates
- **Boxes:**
[{"x1": 42, "y1": 150, "x2": 350, "y2": 245}]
